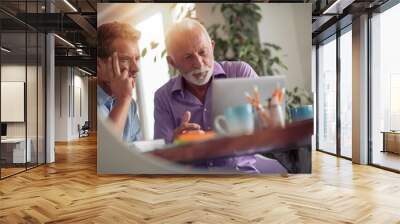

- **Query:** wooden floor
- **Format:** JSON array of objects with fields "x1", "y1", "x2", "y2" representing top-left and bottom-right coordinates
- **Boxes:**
[
  {"x1": 1, "y1": 167, "x2": 26, "y2": 178},
  {"x1": 1, "y1": 135, "x2": 400, "y2": 223},
  {"x1": 373, "y1": 150, "x2": 400, "y2": 171}
]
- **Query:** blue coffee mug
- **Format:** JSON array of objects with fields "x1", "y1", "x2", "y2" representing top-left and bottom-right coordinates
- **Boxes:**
[
  {"x1": 290, "y1": 105, "x2": 313, "y2": 122},
  {"x1": 214, "y1": 104, "x2": 255, "y2": 135}
]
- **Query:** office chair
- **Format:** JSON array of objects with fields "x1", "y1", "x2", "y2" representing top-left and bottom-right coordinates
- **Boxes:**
[{"x1": 78, "y1": 121, "x2": 90, "y2": 138}]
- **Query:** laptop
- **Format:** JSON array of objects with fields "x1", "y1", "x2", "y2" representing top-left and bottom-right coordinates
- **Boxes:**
[{"x1": 211, "y1": 76, "x2": 285, "y2": 123}]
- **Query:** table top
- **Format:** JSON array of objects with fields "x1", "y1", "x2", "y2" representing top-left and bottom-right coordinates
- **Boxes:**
[
  {"x1": 1, "y1": 138, "x2": 29, "y2": 143},
  {"x1": 381, "y1": 131, "x2": 400, "y2": 134},
  {"x1": 149, "y1": 119, "x2": 313, "y2": 163}
]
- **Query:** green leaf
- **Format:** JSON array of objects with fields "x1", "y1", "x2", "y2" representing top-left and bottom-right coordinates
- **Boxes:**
[
  {"x1": 150, "y1": 41, "x2": 159, "y2": 49},
  {"x1": 161, "y1": 49, "x2": 167, "y2": 58},
  {"x1": 141, "y1": 48, "x2": 147, "y2": 57},
  {"x1": 206, "y1": 2, "x2": 287, "y2": 77},
  {"x1": 264, "y1": 43, "x2": 282, "y2": 51}
]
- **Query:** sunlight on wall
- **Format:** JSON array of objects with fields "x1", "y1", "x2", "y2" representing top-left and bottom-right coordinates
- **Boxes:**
[{"x1": 136, "y1": 13, "x2": 170, "y2": 140}]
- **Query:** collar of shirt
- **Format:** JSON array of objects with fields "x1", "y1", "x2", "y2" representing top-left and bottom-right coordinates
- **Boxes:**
[
  {"x1": 170, "y1": 61, "x2": 228, "y2": 97},
  {"x1": 97, "y1": 85, "x2": 114, "y2": 107}
]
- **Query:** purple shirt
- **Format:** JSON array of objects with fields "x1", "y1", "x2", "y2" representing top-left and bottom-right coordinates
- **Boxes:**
[
  {"x1": 154, "y1": 61, "x2": 258, "y2": 143},
  {"x1": 153, "y1": 61, "x2": 286, "y2": 173}
]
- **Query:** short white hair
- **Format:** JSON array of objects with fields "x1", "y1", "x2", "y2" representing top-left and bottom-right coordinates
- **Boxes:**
[{"x1": 165, "y1": 18, "x2": 212, "y2": 58}]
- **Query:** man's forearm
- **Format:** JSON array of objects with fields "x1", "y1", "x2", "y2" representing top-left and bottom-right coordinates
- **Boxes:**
[{"x1": 108, "y1": 97, "x2": 131, "y2": 137}]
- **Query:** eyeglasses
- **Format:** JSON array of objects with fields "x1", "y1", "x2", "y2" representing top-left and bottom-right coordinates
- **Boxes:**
[
  {"x1": 118, "y1": 56, "x2": 139, "y2": 70},
  {"x1": 118, "y1": 56, "x2": 133, "y2": 68}
]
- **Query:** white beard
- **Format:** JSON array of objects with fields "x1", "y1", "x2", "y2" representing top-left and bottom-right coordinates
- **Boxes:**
[{"x1": 182, "y1": 66, "x2": 213, "y2": 86}]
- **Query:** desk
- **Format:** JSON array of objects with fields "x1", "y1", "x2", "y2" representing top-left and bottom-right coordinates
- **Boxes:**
[
  {"x1": 149, "y1": 120, "x2": 313, "y2": 173},
  {"x1": 382, "y1": 131, "x2": 400, "y2": 154},
  {"x1": 1, "y1": 138, "x2": 31, "y2": 164}
]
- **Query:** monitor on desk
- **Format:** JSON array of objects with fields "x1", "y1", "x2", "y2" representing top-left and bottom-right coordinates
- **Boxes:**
[
  {"x1": 1, "y1": 123, "x2": 7, "y2": 139},
  {"x1": 211, "y1": 76, "x2": 286, "y2": 121}
]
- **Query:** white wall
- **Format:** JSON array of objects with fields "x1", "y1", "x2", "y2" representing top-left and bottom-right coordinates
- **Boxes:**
[
  {"x1": 55, "y1": 67, "x2": 69, "y2": 141},
  {"x1": 54, "y1": 67, "x2": 89, "y2": 141},
  {"x1": 196, "y1": 3, "x2": 312, "y2": 92},
  {"x1": 1, "y1": 65, "x2": 26, "y2": 81},
  {"x1": 1, "y1": 65, "x2": 32, "y2": 138},
  {"x1": 1, "y1": 66, "x2": 26, "y2": 127},
  {"x1": 252, "y1": 3, "x2": 312, "y2": 147},
  {"x1": 73, "y1": 73, "x2": 89, "y2": 138},
  {"x1": 258, "y1": 4, "x2": 311, "y2": 91}
]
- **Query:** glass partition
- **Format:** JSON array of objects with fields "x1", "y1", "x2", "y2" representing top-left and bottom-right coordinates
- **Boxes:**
[
  {"x1": 317, "y1": 36, "x2": 337, "y2": 155},
  {"x1": 0, "y1": 1, "x2": 46, "y2": 179},
  {"x1": 1, "y1": 31, "x2": 28, "y2": 177}
]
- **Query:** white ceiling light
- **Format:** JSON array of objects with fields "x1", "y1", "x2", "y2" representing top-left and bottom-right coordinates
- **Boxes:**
[
  {"x1": 323, "y1": 0, "x2": 341, "y2": 14},
  {"x1": 1, "y1": 47, "x2": 11, "y2": 53},
  {"x1": 323, "y1": 0, "x2": 354, "y2": 15},
  {"x1": 54, "y1": 34, "x2": 75, "y2": 48},
  {"x1": 78, "y1": 67, "x2": 93, "y2": 76},
  {"x1": 63, "y1": 0, "x2": 78, "y2": 12}
]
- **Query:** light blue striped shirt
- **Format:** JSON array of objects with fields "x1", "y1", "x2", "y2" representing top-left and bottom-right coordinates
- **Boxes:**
[{"x1": 97, "y1": 85, "x2": 142, "y2": 143}]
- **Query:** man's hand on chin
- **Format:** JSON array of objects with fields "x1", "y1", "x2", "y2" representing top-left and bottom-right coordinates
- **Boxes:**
[
  {"x1": 106, "y1": 52, "x2": 135, "y2": 136},
  {"x1": 107, "y1": 52, "x2": 135, "y2": 102}
]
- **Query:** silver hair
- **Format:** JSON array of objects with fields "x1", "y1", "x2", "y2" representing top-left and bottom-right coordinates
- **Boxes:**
[{"x1": 165, "y1": 18, "x2": 212, "y2": 59}]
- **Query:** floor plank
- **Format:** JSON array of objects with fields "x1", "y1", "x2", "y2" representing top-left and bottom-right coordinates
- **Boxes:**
[{"x1": 0, "y1": 134, "x2": 399, "y2": 223}]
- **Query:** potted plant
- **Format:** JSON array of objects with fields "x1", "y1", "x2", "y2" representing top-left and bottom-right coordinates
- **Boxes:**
[{"x1": 207, "y1": 3, "x2": 287, "y2": 76}]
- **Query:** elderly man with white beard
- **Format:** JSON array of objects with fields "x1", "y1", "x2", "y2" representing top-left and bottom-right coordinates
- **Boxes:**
[{"x1": 153, "y1": 18, "x2": 263, "y2": 172}]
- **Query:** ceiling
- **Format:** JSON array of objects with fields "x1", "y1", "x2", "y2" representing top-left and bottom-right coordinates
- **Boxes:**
[{"x1": 0, "y1": 0, "x2": 97, "y2": 74}]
